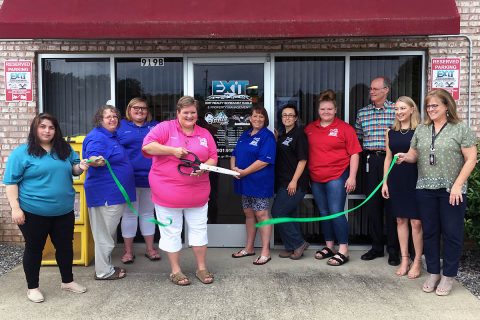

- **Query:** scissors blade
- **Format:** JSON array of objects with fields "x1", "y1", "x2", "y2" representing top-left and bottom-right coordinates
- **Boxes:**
[{"x1": 199, "y1": 163, "x2": 240, "y2": 176}]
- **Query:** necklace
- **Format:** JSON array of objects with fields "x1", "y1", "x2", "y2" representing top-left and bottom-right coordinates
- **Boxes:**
[{"x1": 399, "y1": 128, "x2": 410, "y2": 135}]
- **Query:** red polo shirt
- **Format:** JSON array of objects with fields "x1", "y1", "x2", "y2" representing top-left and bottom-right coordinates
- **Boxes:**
[{"x1": 304, "y1": 117, "x2": 362, "y2": 183}]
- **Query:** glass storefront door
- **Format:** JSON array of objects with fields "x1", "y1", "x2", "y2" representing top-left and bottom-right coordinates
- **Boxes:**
[{"x1": 187, "y1": 57, "x2": 273, "y2": 247}]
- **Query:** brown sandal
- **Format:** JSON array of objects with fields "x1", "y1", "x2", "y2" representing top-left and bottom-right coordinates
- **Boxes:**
[
  {"x1": 95, "y1": 267, "x2": 126, "y2": 280},
  {"x1": 196, "y1": 269, "x2": 214, "y2": 284},
  {"x1": 169, "y1": 272, "x2": 191, "y2": 286}
]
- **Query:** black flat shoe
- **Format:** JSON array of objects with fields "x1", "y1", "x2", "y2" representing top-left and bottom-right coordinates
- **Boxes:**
[
  {"x1": 361, "y1": 249, "x2": 384, "y2": 260},
  {"x1": 388, "y1": 253, "x2": 400, "y2": 266}
]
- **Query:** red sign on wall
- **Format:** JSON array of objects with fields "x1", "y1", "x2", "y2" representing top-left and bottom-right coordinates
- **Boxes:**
[
  {"x1": 5, "y1": 60, "x2": 33, "y2": 102},
  {"x1": 431, "y1": 58, "x2": 461, "y2": 100}
]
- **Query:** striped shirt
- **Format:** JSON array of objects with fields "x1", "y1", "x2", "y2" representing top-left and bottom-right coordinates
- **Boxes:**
[{"x1": 354, "y1": 100, "x2": 395, "y2": 151}]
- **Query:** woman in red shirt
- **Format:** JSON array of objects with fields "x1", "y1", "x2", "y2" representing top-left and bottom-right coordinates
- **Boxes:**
[{"x1": 305, "y1": 90, "x2": 362, "y2": 266}]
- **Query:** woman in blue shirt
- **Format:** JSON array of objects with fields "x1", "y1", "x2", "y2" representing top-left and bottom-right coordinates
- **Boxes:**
[
  {"x1": 230, "y1": 106, "x2": 276, "y2": 265},
  {"x1": 83, "y1": 105, "x2": 136, "y2": 280},
  {"x1": 117, "y1": 97, "x2": 159, "y2": 264},
  {"x1": 4, "y1": 113, "x2": 88, "y2": 303}
]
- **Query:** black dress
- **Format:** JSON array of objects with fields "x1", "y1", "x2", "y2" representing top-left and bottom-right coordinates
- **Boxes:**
[{"x1": 387, "y1": 129, "x2": 419, "y2": 219}]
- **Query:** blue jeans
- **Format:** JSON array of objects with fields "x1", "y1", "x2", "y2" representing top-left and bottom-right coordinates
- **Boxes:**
[
  {"x1": 416, "y1": 189, "x2": 466, "y2": 277},
  {"x1": 311, "y1": 170, "x2": 349, "y2": 244},
  {"x1": 271, "y1": 187, "x2": 306, "y2": 251}
]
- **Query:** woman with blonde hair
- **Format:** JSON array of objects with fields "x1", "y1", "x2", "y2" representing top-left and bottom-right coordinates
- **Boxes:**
[
  {"x1": 117, "y1": 97, "x2": 159, "y2": 264},
  {"x1": 381, "y1": 96, "x2": 422, "y2": 278}
]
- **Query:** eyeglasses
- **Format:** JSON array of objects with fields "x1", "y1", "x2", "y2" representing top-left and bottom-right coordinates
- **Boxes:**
[
  {"x1": 281, "y1": 114, "x2": 296, "y2": 118},
  {"x1": 369, "y1": 87, "x2": 387, "y2": 92},
  {"x1": 132, "y1": 106, "x2": 148, "y2": 111},
  {"x1": 426, "y1": 104, "x2": 439, "y2": 110},
  {"x1": 103, "y1": 115, "x2": 119, "y2": 120}
]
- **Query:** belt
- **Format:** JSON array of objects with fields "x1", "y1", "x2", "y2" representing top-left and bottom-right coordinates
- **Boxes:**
[{"x1": 364, "y1": 149, "x2": 386, "y2": 156}]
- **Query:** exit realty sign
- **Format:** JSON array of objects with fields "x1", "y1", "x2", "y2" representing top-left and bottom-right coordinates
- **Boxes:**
[{"x1": 431, "y1": 58, "x2": 460, "y2": 100}]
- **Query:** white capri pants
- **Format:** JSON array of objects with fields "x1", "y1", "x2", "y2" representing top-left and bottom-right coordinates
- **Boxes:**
[
  {"x1": 121, "y1": 188, "x2": 156, "y2": 238},
  {"x1": 154, "y1": 203, "x2": 208, "y2": 253}
]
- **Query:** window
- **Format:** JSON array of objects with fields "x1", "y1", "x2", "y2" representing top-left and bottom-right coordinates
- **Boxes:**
[
  {"x1": 115, "y1": 58, "x2": 183, "y2": 121},
  {"x1": 275, "y1": 57, "x2": 345, "y2": 129},
  {"x1": 349, "y1": 56, "x2": 423, "y2": 125},
  {"x1": 42, "y1": 58, "x2": 110, "y2": 136},
  {"x1": 273, "y1": 53, "x2": 423, "y2": 243}
]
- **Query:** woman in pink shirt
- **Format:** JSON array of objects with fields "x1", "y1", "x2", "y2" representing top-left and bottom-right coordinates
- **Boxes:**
[{"x1": 142, "y1": 96, "x2": 218, "y2": 286}]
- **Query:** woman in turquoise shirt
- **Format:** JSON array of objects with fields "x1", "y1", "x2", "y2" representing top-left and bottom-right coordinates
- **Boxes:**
[{"x1": 4, "y1": 113, "x2": 89, "y2": 303}]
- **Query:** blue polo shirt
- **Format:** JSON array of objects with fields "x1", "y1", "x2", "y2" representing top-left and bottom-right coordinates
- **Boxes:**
[
  {"x1": 83, "y1": 127, "x2": 136, "y2": 207},
  {"x1": 117, "y1": 119, "x2": 159, "y2": 188},
  {"x1": 232, "y1": 127, "x2": 276, "y2": 198},
  {"x1": 3, "y1": 144, "x2": 79, "y2": 216}
]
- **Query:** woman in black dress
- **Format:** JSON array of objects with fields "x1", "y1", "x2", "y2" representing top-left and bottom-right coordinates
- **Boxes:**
[{"x1": 381, "y1": 96, "x2": 422, "y2": 278}]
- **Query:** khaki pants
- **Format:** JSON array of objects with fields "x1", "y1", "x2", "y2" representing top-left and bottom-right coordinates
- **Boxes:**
[{"x1": 88, "y1": 204, "x2": 125, "y2": 278}]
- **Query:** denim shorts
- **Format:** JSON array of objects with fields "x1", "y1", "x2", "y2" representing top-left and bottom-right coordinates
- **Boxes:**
[{"x1": 241, "y1": 196, "x2": 271, "y2": 211}]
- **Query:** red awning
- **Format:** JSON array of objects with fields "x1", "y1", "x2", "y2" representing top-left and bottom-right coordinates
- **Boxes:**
[{"x1": 0, "y1": 0, "x2": 460, "y2": 39}]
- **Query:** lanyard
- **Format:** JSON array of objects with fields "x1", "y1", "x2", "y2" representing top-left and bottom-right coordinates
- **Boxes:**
[{"x1": 431, "y1": 122, "x2": 447, "y2": 151}]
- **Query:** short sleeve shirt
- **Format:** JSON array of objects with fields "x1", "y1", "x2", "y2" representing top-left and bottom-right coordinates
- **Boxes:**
[
  {"x1": 410, "y1": 122, "x2": 476, "y2": 193},
  {"x1": 232, "y1": 127, "x2": 276, "y2": 198},
  {"x1": 142, "y1": 119, "x2": 218, "y2": 208},
  {"x1": 305, "y1": 118, "x2": 362, "y2": 183},
  {"x1": 355, "y1": 101, "x2": 395, "y2": 150},
  {"x1": 3, "y1": 144, "x2": 79, "y2": 216},
  {"x1": 275, "y1": 125, "x2": 309, "y2": 191},
  {"x1": 117, "y1": 119, "x2": 159, "y2": 188}
]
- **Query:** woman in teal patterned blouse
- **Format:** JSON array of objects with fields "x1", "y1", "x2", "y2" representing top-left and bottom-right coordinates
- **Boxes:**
[{"x1": 396, "y1": 89, "x2": 477, "y2": 296}]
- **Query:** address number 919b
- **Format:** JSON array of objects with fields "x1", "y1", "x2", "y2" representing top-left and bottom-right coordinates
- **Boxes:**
[{"x1": 141, "y1": 58, "x2": 165, "y2": 67}]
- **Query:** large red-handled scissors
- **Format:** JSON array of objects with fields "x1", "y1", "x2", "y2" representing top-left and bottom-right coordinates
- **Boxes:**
[{"x1": 177, "y1": 151, "x2": 240, "y2": 176}]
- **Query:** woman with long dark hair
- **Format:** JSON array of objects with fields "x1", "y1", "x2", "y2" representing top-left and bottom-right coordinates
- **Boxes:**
[{"x1": 4, "y1": 113, "x2": 89, "y2": 303}]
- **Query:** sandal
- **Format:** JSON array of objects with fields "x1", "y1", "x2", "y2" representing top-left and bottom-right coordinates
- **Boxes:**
[
  {"x1": 196, "y1": 269, "x2": 214, "y2": 284},
  {"x1": 315, "y1": 247, "x2": 335, "y2": 260},
  {"x1": 95, "y1": 267, "x2": 126, "y2": 280},
  {"x1": 169, "y1": 272, "x2": 191, "y2": 286},
  {"x1": 422, "y1": 274, "x2": 441, "y2": 293},
  {"x1": 121, "y1": 253, "x2": 135, "y2": 264},
  {"x1": 327, "y1": 252, "x2": 349, "y2": 266},
  {"x1": 407, "y1": 259, "x2": 422, "y2": 279},
  {"x1": 253, "y1": 255, "x2": 271, "y2": 265},
  {"x1": 436, "y1": 276, "x2": 454, "y2": 296},
  {"x1": 396, "y1": 256, "x2": 410, "y2": 276},
  {"x1": 232, "y1": 249, "x2": 256, "y2": 258},
  {"x1": 144, "y1": 250, "x2": 161, "y2": 261}
]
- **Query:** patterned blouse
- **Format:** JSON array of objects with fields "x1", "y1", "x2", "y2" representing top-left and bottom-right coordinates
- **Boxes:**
[{"x1": 410, "y1": 121, "x2": 476, "y2": 193}]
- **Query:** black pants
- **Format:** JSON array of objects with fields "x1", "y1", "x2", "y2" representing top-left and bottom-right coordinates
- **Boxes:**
[
  {"x1": 18, "y1": 211, "x2": 75, "y2": 289},
  {"x1": 364, "y1": 153, "x2": 399, "y2": 254},
  {"x1": 417, "y1": 189, "x2": 466, "y2": 277}
]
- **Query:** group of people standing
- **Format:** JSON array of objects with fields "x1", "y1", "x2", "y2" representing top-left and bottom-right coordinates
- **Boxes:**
[
  {"x1": 230, "y1": 77, "x2": 477, "y2": 298},
  {"x1": 3, "y1": 76, "x2": 477, "y2": 301}
]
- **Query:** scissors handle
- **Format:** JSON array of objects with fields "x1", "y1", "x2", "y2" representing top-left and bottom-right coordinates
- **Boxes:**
[{"x1": 177, "y1": 151, "x2": 202, "y2": 176}]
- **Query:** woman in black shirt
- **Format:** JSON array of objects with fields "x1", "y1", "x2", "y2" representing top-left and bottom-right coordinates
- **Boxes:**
[{"x1": 272, "y1": 105, "x2": 310, "y2": 260}]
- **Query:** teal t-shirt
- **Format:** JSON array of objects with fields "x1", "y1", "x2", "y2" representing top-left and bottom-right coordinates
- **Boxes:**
[{"x1": 3, "y1": 144, "x2": 80, "y2": 216}]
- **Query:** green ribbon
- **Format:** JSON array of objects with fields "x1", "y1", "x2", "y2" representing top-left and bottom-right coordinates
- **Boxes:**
[
  {"x1": 256, "y1": 155, "x2": 398, "y2": 227},
  {"x1": 86, "y1": 158, "x2": 172, "y2": 227}
]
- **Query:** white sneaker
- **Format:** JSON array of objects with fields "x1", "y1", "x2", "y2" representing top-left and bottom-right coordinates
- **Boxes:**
[
  {"x1": 61, "y1": 281, "x2": 87, "y2": 294},
  {"x1": 27, "y1": 288, "x2": 44, "y2": 303}
]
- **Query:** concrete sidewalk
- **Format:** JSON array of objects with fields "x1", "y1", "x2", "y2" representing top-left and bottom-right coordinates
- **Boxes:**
[{"x1": 0, "y1": 247, "x2": 479, "y2": 320}]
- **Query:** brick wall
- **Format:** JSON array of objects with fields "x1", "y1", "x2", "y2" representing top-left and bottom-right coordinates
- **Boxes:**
[{"x1": 0, "y1": 0, "x2": 478, "y2": 243}]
